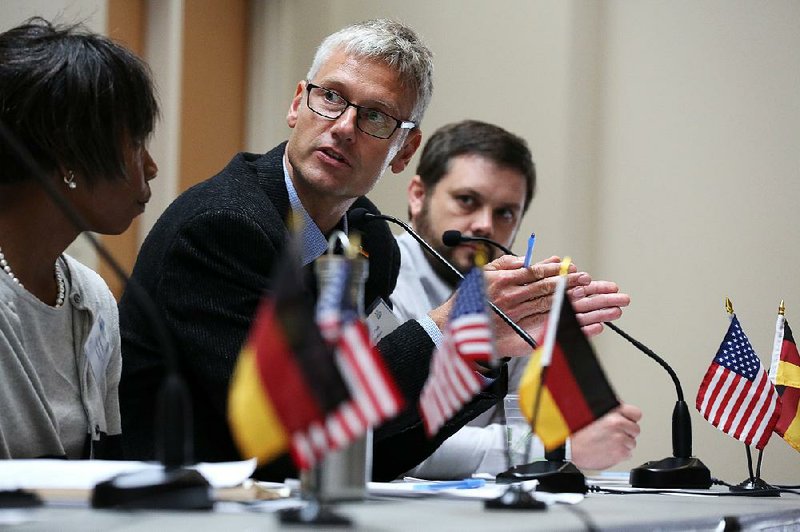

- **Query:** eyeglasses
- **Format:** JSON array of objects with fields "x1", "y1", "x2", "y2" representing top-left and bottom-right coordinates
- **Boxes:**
[{"x1": 305, "y1": 82, "x2": 416, "y2": 140}]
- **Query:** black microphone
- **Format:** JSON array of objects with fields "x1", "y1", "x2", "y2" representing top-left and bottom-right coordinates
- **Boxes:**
[
  {"x1": 442, "y1": 230, "x2": 513, "y2": 256},
  {"x1": 452, "y1": 229, "x2": 711, "y2": 488},
  {"x1": 348, "y1": 208, "x2": 537, "y2": 350},
  {"x1": 0, "y1": 119, "x2": 212, "y2": 509},
  {"x1": 612, "y1": 322, "x2": 711, "y2": 489}
]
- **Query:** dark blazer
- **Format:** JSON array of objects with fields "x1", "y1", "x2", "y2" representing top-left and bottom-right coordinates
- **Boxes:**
[{"x1": 119, "y1": 142, "x2": 506, "y2": 481}]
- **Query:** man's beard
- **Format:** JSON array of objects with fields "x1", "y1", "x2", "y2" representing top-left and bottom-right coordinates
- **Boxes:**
[{"x1": 413, "y1": 203, "x2": 470, "y2": 288}]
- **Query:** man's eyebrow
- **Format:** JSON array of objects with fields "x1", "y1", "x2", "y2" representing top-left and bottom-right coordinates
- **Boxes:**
[
  {"x1": 315, "y1": 79, "x2": 400, "y2": 115},
  {"x1": 450, "y1": 187, "x2": 523, "y2": 211}
]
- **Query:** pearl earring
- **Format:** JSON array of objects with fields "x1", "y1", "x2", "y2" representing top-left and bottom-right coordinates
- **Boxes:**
[{"x1": 63, "y1": 170, "x2": 77, "y2": 190}]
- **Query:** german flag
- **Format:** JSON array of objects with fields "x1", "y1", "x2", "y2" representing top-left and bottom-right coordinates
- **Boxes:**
[
  {"x1": 518, "y1": 290, "x2": 620, "y2": 451},
  {"x1": 228, "y1": 249, "x2": 350, "y2": 469},
  {"x1": 770, "y1": 311, "x2": 800, "y2": 453}
]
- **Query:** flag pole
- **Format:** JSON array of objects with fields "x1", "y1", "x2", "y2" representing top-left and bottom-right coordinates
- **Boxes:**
[
  {"x1": 755, "y1": 448, "x2": 764, "y2": 479},
  {"x1": 722, "y1": 298, "x2": 779, "y2": 496},
  {"x1": 745, "y1": 444, "x2": 755, "y2": 482},
  {"x1": 485, "y1": 259, "x2": 570, "y2": 512},
  {"x1": 527, "y1": 259, "x2": 571, "y2": 456},
  {"x1": 526, "y1": 367, "x2": 550, "y2": 463},
  {"x1": 726, "y1": 299, "x2": 759, "y2": 483}
]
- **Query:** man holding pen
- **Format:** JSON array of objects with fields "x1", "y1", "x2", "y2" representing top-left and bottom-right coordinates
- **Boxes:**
[{"x1": 391, "y1": 120, "x2": 642, "y2": 479}]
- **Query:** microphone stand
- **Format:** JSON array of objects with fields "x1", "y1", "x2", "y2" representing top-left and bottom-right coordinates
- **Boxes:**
[
  {"x1": 0, "y1": 120, "x2": 212, "y2": 510},
  {"x1": 443, "y1": 231, "x2": 711, "y2": 489},
  {"x1": 609, "y1": 323, "x2": 711, "y2": 489}
]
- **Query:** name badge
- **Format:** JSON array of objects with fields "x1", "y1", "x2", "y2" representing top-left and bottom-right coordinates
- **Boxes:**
[
  {"x1": 365, "y1": 298, "x2": 401, "y2": 344},
  {"x1": 84, "y1": 316, "x2": 112, "y2": 387}
]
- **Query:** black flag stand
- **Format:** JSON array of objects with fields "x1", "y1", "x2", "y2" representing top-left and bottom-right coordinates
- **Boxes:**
[{"x1": 729, "y1": 445, "x2": 780, "y2": 497}]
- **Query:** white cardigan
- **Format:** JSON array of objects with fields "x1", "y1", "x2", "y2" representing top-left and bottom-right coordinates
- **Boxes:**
[{"x1": 0, "y1": 254, "x2": 121, "y2": 459}]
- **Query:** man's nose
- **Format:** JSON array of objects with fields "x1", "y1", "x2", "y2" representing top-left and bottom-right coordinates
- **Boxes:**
[
  {"x1": 330, "y1": 105, "x2": 358, "y2": 141},
  {"x1": 470, "y1": 208, "x2": 493, "y2": 237}
]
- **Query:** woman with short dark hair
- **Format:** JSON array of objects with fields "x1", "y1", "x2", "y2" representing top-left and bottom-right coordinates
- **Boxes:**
[{"x1": 0, "y1": 17, "x2": 159, "y2": 459}]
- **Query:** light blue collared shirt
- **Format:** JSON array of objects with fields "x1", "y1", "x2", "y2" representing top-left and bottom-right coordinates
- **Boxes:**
[
  {"x1": 282, "y1": 156, "x2": 437, "y2": 342},
  {"x1": 282, "y1": 156, "x2": 347, "y2": 266}
]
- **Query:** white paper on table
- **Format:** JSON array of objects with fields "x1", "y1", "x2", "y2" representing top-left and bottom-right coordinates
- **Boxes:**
[
  {"x1": 0, "y1": 458, "x2": 257, "y2": 490},
  {"x1": 368, "y1": 481, "x2": 583, "y2": 504}
]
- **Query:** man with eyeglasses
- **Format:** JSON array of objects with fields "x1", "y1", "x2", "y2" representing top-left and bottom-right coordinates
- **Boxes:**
[
  {"x1": 304, "y1": 82, "x2": 417, "y2": 140},
  {"x1": 118, "y1": 19, "x2": 621, "y2": 482}
]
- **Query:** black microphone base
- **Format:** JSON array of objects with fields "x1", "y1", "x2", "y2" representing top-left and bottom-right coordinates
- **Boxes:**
[
  {"x1": 630, "y1": 456, "x2": 711, "y2": 489},
  {"x1": 0, "y1": 490, "x2": 42, "y2": 508},
  {"x1": 730, "y1": 477, "x2": 781, "y2": 497},
  {"x1": 496, "y1": 460, "x2": 587, "y2": 494},
  {"x1": 91, "y1": 467, "x2": 213, "y2": 510}
]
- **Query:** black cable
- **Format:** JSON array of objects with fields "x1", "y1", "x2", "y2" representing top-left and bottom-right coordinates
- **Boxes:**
[
  {"x1": 587, "y1": 485, "x2": 770, "y2": 497},
  {"x1": 562, "y1": 502, "x2": 600, "y2": 532},
  {"x1": 590, "y1": 478, "x2": 800, "y2": 497}
]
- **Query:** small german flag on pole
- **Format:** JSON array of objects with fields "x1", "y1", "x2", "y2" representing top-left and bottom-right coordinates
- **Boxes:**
[{"x1": 518, "y1": 258, "x2": 620, "y2": 451}]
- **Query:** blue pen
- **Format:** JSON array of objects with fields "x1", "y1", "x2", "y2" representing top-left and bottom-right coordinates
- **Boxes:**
[
  {"x1": 411, "y1": 478, "x2": 486, "y2": 491},
  {"x1": 523, "y1": 232, "x2": 536, "y2": 268}
]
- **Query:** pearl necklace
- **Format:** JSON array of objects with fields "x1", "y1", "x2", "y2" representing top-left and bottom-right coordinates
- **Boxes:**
[{"x1": 0, "y1": 245, "x2": 66, "y2": 308}]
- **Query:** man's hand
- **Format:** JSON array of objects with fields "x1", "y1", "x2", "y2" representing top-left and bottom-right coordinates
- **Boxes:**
[
  {"x1": 479, "y1": 255, "x2": 587, "y2": 355},
  {"x1": 569, "y1": 279, "x2": 631, "y2": 338},
  {"x1": 570, "y1": 403, "x2": 643, "y2": 470},
  {"x1": 427, "y1": 255, "x2": 630, "y2": 356},
  {"x1": 484, "y1": 255, "x2": 631, "y2": 355}
]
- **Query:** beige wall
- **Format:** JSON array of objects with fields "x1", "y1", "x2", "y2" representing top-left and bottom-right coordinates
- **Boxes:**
[
  {"x1": 595, "y1": 0, "x2": 800, "y2": 486},
  {"x1": 4, "y1": 0, "x2": 799, "y2": 484}
]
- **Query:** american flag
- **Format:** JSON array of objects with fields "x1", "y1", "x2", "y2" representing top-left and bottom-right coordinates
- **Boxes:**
[
  {"x1": 295, "y1": 256, "x2": 403, "y2": 467},
  {"x1": 315, "y1": 259, "x2": 349, "y2": 343},
  {"x1": 419, "y1": 267, "x2": 494, "y2": 436},
  {"x1": 696, "y1": 315, "x2": 780, "y2": 450}
]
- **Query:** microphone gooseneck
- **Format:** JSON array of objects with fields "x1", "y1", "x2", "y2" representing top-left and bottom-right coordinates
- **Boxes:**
[
  {"x1": 348, "y1": 208, "x2": 537, "y2": 349},
  {"x1": 441, "y1": 230, "x2": 513, "y2": 256},
  {"x1": 603, "y1": 322, "x2": 691, "y2": 459}
]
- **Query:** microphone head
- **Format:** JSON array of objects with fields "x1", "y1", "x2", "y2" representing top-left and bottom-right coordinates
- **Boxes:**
[
  {"x1": 441, "y1": 230, "x2": 464, "y2": 247},
  {"x1": 347, "y1": 207, "x2": 371, "y2": 227}
]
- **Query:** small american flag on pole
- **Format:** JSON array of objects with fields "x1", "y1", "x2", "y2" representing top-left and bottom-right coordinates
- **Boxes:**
[
  {"x1": 696, "y1": 315, "x2": 780, "y2": 450},
  {"x1": 419, "y1": 267, "x2": 493, "y2": 436},
  {"x1": 298, "y1": 256, "x2": 403, "y2": 465}
]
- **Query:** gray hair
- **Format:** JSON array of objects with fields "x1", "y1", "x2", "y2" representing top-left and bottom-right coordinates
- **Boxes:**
[{"x1": 306, "y1": 19, "x2": 434, "y2": 124}]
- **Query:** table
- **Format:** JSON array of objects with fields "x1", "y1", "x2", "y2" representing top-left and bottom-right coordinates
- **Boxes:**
[{"x1": 5, "y1": 490, "x2": 800, "y2": 531}]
